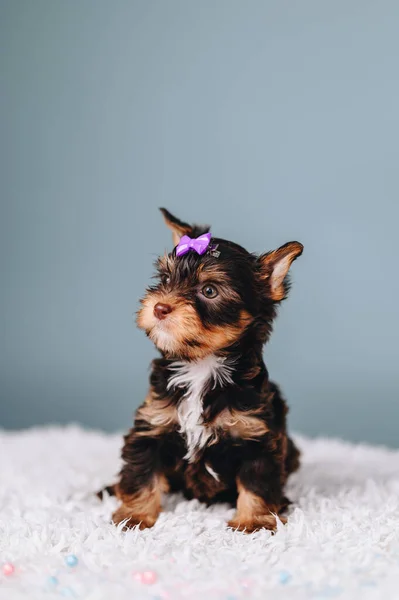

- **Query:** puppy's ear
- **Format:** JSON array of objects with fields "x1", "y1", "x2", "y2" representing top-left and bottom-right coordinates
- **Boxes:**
[
  {"x1": 159, "y1": 208, "x2": 210, "y2": 246},
  {"x1": 159, "y1": 208, "x2": 194, "y2": 246},
  {"x1": 258, "y1": 241, "x2": 303, "y2": 302}
]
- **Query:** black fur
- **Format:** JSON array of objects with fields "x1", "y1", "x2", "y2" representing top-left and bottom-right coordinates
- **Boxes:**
[{"x1": 104, "y1": 210, "x2": 303, "y2": 533}]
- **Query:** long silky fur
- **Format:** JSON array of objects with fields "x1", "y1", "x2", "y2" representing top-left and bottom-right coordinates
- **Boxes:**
[{"x1": 106, "y1": 210, "x2": 303, "y2": 533}]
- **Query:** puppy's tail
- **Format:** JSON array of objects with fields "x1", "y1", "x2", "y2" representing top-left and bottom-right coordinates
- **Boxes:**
[{"x1": 96, "y1": 484, "x2": 117, "y2": 500}]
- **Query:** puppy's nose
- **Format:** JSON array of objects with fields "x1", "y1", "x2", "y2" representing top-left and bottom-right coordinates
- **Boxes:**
[{"x1": 153, "y1": 302, "x2": 173, "y2": 320}]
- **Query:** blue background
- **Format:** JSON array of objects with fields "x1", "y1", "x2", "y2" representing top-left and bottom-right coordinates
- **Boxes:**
[{"x1": 1, "y1": 1, "x2": 398, "y2": 446}]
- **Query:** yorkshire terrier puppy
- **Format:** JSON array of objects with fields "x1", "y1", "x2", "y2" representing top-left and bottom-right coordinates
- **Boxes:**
[{"x1": 105, "y1": 208, "x2": 303, "y2": 533}]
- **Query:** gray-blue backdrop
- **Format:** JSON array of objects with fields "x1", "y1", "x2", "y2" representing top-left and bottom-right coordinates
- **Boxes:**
[{"x1": 1, "y1": 0, "x2": 398, "y2": 446}]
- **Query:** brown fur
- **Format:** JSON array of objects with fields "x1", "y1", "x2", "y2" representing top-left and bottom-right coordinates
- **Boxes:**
[
  {"x1": 113, "y1": 475, "x2": 168, "y2": 529},
  {"x1": 258, "y1": 241, "x2": 303, "y2": 302},
  {"x1": 135, "y1": 393, "x2": 177, "y2": 437},
  {"x1": 160, "y1": 208, "x2": 193, "y2": 246},
  {"x1": 102, "y1": 209, "x2": 303, "y2": 534},
  {"x1": 184, "y1": 461, "x2": 227, "y2": 503},
  {"x1": 137, "y1": 292, "x2": 252, "y2": 360},
  {"x1": 211, "y1": 408, "x2": 269, "y2": 440},
  {"x1": 228, "y1": 481, "x2": 285, "y2": 532}
]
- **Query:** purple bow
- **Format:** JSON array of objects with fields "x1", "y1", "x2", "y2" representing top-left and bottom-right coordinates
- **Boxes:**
[{"x1": 176, "y1": 232, "x2": 212, "y2": 257}]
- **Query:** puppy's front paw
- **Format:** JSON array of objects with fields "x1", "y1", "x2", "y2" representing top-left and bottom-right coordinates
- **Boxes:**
[
  {"x1": 228, "y1": 513, "x2": 286, "y2": 533},
  {"x1": 112, "y1": 506, "x2": 157, "y2": 530}
]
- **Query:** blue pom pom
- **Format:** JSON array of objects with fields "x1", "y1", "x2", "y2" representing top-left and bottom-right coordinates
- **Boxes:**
[
  {"x1": 65, "y1": 554, "x2": 78, "y2": 567},
  {"x1": 60, "y1": 586, "x2": 76, "y2": 597},
  {"x1": 279, "y1": 570, "x2": 291, "y2": 584}
]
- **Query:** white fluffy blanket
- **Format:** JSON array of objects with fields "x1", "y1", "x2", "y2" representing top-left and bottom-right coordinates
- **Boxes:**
[{"x1": 1, "y1": 426, "x2": 399, "y2": 600}]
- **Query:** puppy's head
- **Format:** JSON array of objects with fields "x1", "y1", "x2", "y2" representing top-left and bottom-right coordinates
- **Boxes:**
[{"x1": 137, "y1": 209, "x2": 303, "y2": 360}]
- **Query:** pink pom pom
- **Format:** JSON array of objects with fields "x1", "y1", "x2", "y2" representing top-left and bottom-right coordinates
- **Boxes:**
[
  {"x1": 142, "y1": 570, "x2": 157, "y2": 584},
  {"x1": 2, "y1": 563, "x2": 15, "y2": 576},
  {"x1": 133, "y1": 570, "x2": 157, "y2": 584},
  {"x1": 133, "y1": 571, "x2": 144, "y2": 583}
]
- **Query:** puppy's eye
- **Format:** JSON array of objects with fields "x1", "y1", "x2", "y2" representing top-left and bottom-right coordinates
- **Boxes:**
[
  {"x1": 201, "y1": 284, "x2": 218, "y2": 299},
  {"x1": 161, "y1": 274, "x2": 171, "y2": 285}
]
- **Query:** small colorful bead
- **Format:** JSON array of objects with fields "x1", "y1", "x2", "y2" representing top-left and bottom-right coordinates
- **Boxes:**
[
  {"x1": 47, "y1": 575, "x2": 59, "y2": 587},
  {"x1": 60, "y1": 586, "x2": 76, "y2": 597},
  {"x1": 2, "y1": 563, "x2": 15, "y2": 576},
  {"x1": 133, "y1": 571, "x2": 145, "y2": 583},
  {"x1": 65, "y1": 555, "x2": 78, "y2": 567},
  {"x1": 142, "y1": 570, "x2": 157, "y2": 584},
  {"x1": 133, "y1": 570, "x2": 157, "y2": 584},
  {"x1": 279, "y1": 570, "x2": 291, "y2": 584}
]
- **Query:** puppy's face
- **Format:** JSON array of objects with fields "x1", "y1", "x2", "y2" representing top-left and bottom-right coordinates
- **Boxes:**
[{"x1": 137, "y1": 209, "x2": 303, "y2": 360}]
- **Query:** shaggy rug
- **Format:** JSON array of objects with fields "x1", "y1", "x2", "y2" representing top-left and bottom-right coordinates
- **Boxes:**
[{"x1": 0, "y1": 426, "x2": 399, "y2": 600}]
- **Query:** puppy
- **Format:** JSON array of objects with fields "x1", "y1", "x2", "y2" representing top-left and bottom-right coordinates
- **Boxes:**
[{"x1": 105, "y1": 209, "x2": 303, "y2": 533}]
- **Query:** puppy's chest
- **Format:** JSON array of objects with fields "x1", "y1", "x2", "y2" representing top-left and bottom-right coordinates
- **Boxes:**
[
  {"x1": 167, "y1": 355, "x2": 233, "y2": 462},
  {"x1": 175, "y1": 382, "x2": 213, "y2": 462}
]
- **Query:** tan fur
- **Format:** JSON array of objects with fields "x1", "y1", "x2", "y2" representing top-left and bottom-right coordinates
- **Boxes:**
[
  {"x1": 259, "y1": 241, "x2": 303, "y2": 301},
  {"x1": 157, "y1": 253, "x2": 176, "y2": 273},
  {"x1": 190, "y1": 310, "x2": 252, "y2": 359},
  {"x1": 161, "y1": 212, "x2": 191, "y2": 246},
  {"x1": 137, "y1": 289, "x2": 252, "y2": 359},
  {"x1": 136, "y1": 293, "x2": 203, "y2": 356},
  {"x1": 212, "y1": 408, "x2": 269, "y2": 440},
  {"x1": 136, "y1": 393, "x2": 177, "y2": 436},
  {"x1": 228, "y1": 481, "x2": 285, "y2": 533},
  {"x1": 113, "y1": 475, "x2": 168, "y2": 530},
  {"x1": 138, "y1": 394, "x2": 268, "y2": 443}
]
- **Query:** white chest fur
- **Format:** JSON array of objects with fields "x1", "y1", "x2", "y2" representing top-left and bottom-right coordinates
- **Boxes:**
[{"x1": 167, "y1": 355, "x2": 234, "y2": 462}]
